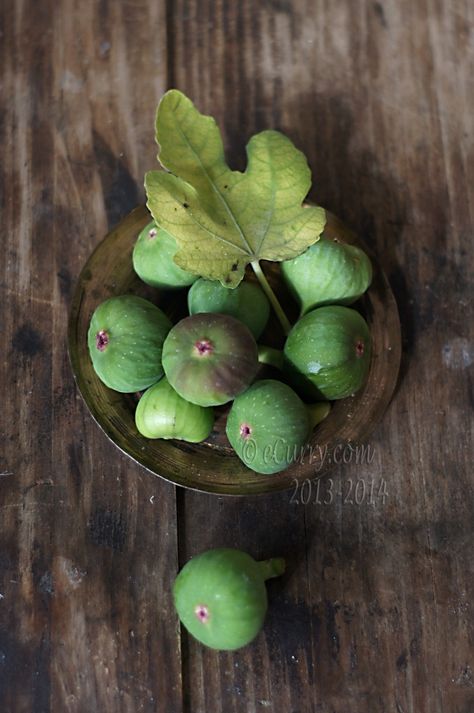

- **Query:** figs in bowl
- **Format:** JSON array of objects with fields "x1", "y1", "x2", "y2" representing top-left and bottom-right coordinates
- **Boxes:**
[{"x1": 68, "y1": 206, "x2": 401, "y2": 495}]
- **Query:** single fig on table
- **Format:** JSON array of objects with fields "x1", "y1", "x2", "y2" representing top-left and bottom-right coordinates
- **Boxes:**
[
  {"x1": 133, "y1": 221, "x2": 198, "y2": 289},
  {"x1": 281, "y1": 237, "x2": 372, "y2": 315},
  {"x1": 188, "y1": 278, "x2": 270, "y2": 339},
  {"x1": 87, "y1": 295, "x2": 172, "y2": 392},
  {"x1": 135, "y1": 377, "x2": 214, "y2": 442},
  {"x1": 162, "y1": 313, "x2": 259, "y2": 407},
  {"x1": 284, "y1": 305, "x2": 371, "y2": 400},
  {"x1": 226, "y1": 379, "x2": 310, "y2": 474},
  {"x1": 173, "y1": 548, "x2": 285, "y2": 651}
]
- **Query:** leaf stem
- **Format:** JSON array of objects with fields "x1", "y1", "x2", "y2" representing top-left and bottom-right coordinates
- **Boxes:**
[{"x1": 251, "y1": 261, "x2": 292, "y2": 335}]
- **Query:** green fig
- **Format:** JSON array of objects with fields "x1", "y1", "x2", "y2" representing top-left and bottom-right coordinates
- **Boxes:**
[
  {"x1": 284, "y1": 306, "x2": 371, "y2": 400},
  {"x1": 281, "y1": 237, "x2": 372, "y2": 315},
  {"x1": 307, "y1": 402, "x2": 331, "y2": 428},
  {"x1": 87, "y1": 295, "x2": 172, "y2": 393},
  {"x1": 135, "y1": 377, "x2": 214, "y2": 442},
  {"x1": 188, "y1": 278, "x2": 270, "y2": 340},
  {"x1": 226, "y1": 379, "x2": 310, "y2": 474},
  {"x1": 173, "y1": 548, "x2": 285, "y2": 651},
  {"x1": 133, "y1": 221, "x2": 198, "y2": 289},
  {"x1": 162, "y1": 313, "x2": 259, "y2": 407}
]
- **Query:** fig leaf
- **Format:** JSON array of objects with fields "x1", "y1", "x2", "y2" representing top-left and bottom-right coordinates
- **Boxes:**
[{"x1": 145, "y1": 90, "x2": 326, "y2": 288}]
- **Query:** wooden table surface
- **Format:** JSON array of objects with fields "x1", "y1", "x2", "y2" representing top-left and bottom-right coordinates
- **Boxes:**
[{"x1": 1, "y1": 1, "x2": 473, "y2": 711}]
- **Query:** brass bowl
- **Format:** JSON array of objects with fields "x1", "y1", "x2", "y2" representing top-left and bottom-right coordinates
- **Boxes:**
[{"x1": 68, "y1": 206, "x2": 401, "y2": 495}]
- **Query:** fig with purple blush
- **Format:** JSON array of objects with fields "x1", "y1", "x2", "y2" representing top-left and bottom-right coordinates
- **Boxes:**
[
  {"x1": 162, "y1": 313, "x2": 259, "y2": 407},
  {"x1": 226, "y1": 379, "x2": 310, "y2": 474},
  {"x1": 135, "y1": 377, "x2": 214, "y2": 442},
  {"x1": 283, "y1": 305, "x2": 371, "y2": 400},
  {"x1": 87, "y1": 295, "x2": 171, "y2": 392},
  {"x1": 133, "y1": 220, "x2": 198, "y2": 289},
  {"x1": 173, "y1": 548, "x2": 285, "y2": 651}
]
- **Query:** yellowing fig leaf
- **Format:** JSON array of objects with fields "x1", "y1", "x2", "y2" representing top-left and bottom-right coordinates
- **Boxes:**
[{"x1": 145, "y1": 90, "x2": 326, "y2": 288}]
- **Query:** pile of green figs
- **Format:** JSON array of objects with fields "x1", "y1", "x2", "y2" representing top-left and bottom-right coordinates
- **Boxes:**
[{"x1": 88, "y1": 221, "x2": 373, "y2": 475}]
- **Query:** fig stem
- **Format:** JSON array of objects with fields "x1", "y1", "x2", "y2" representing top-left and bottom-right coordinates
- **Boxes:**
[
  {"x1": 257, "y1": 557, "x2": 286, "y2": 581},
  {"x1": 251, "y1": 261, "x2": 292, "y2": 335},
  {"x1": 257, "y1": 345, "x2": 284, "y2": 370},
  {"x1": 306, "y1": 402, "x2": 331, "y2": 429}
]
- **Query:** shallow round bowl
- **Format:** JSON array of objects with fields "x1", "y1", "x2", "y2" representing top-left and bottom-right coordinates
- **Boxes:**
[{"x1": 68, "y1": 206, "x2": 401, "y2": 496}]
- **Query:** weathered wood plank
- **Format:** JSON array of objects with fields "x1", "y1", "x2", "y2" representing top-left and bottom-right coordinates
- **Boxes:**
[
  {"x1": 169, "y1": 1, "x2": 474, "y2": 712},
  {"x1": 0, "y1": 0, "x2": 183, "y2": 711},
  {"x1": 1, "y1": 0, "x2": 473, "y2": 711}
]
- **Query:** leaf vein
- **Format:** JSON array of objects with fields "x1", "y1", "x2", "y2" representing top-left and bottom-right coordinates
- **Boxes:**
[{"x1": 173, "y1": 115, "x2": 253, "y2": 255}]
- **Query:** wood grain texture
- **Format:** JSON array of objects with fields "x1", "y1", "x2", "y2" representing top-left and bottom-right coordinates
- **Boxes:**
[
  {"x1": 169, "y1": 0, "x2": 474, "y2": 712},
  {"x1": 0, "y1": 1, "x2": 182, "y2": 712},
  {"x1": 1, "y1": 0, "x2": 473, "y2": 712}
]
